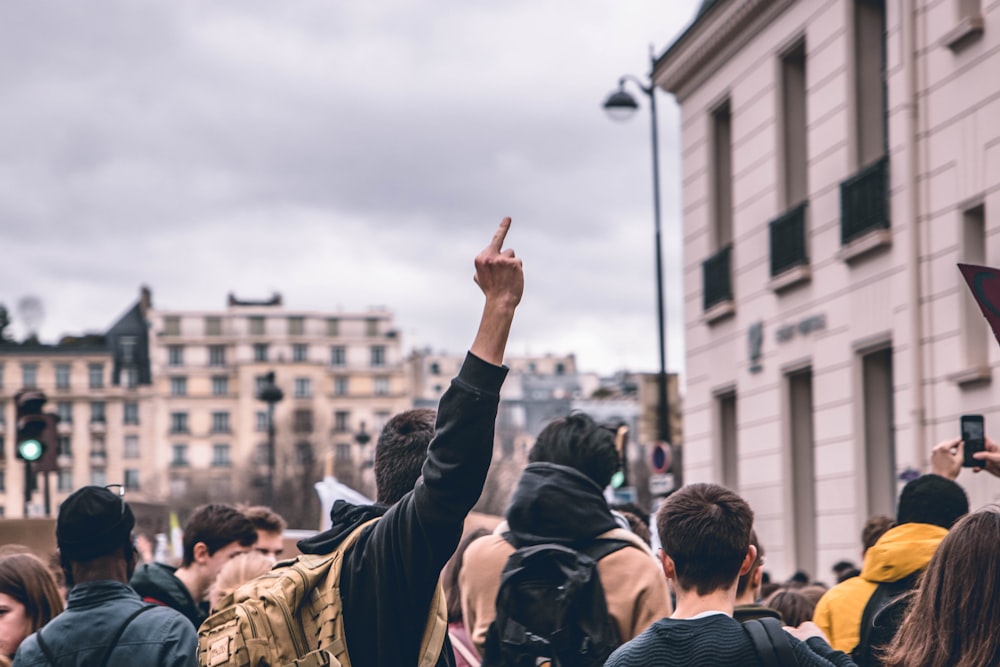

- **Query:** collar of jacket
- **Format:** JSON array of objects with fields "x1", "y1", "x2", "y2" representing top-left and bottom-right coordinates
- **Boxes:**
[{"x1": 860, "y1": 522, "x2": 949, "y2": 583}]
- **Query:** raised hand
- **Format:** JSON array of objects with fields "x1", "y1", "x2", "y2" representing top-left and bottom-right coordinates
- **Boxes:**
[{"x1": 470, "y1": 217, "x2": 524, "y2": 366}]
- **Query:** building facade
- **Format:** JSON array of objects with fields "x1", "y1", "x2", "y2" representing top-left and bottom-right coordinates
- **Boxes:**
[{"x1": 658, "y1": 0, "x2": 1000, "y2": 579}]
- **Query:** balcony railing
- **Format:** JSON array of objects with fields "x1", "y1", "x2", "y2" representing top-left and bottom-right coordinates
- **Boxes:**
[
  {"x1": 769, "y1": 202, "x2": 809, "y2": 277},
  {"x1": 702, "y1": 244, "x2": 733, "y2": 311},
  {"x1": 840, "y1": 156, "x2": 890, "y2": 245}
]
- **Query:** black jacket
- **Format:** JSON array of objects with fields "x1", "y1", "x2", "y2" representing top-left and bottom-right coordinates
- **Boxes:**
[
  {"x1": 129, "y1": 562, "x2": 205, "y2": 628},
  {"x1": 298, "y1": 352, "x2": 506, "y2": 667}
]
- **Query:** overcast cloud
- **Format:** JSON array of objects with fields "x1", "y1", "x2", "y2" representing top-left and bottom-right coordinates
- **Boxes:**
[{"x1": 0, "y1": 0, "x2": 699, "y2": 376}]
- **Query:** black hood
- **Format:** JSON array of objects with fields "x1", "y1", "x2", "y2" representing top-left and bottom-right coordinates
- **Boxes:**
[
  {"x1": 505, "y1": 462, "x2": 618, "y2": 545},
  {"x1": 297, "y1": 500, "x2": 388, "y2": 554}
]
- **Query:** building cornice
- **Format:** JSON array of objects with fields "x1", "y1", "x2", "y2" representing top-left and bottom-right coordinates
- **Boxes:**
[{"x1": 654, "y1": 0, "x2": 796, "y2": 101}]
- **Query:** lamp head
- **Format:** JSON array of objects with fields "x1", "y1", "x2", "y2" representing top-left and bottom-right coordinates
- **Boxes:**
[{"x1": 603, "y1": 87, "x2": 639, "y2": 122}]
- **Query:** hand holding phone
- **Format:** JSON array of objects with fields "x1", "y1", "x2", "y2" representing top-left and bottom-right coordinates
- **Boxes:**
[{"x1": 961, "y1": 415, "x2": 985, "y2": 467}]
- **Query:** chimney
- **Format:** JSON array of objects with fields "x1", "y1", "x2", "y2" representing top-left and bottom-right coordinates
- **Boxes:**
[{"x1": 139, "y1": 285, "x2": 152, "y2": 317}]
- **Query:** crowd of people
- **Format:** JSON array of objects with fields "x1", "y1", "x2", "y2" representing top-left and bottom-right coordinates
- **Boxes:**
[{"x1": 1, "y1": 218, "x2": 999, "y2": 666}]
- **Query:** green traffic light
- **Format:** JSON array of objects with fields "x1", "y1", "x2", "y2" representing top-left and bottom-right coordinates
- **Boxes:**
[
  {"x1": 18, "y1": 439, "x2": 43, "y2": 462},
  {"x1": 610, "y1": 470, "x2": 625, "y2": 489}
]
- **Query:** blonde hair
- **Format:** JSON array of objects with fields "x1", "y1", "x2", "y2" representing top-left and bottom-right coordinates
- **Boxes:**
[{"x1": 209, "y1": 551, "x2": 274, "y2": 612}]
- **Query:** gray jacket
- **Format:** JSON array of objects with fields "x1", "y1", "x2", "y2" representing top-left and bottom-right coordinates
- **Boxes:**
[{"x1": 13, "y1": 580, "x2": 197, "y2": 667}]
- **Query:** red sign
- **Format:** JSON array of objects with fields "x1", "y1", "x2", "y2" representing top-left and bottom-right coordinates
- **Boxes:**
[
  {"x1": 649, "y1": 442, "x2": 672, "y2": 474},
  {"x1": 959, "y1": 263, "x2": 1000, "y2": 348}
]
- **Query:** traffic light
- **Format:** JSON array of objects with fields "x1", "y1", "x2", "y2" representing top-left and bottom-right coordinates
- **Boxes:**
[
  {"x1": 610, "y1": 425, "x2": 629, "y2": 489},
  {"x1": 15, "y1": 390, "x2": 47, "y2": 463},
  {"x1": 36, "y1": 413, "x2": 60, "y2": 473}
]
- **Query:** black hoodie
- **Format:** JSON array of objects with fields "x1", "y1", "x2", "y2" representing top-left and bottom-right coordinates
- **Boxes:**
[{"x1": 298, "y1": 352, "x2": 506, "y2": 667}]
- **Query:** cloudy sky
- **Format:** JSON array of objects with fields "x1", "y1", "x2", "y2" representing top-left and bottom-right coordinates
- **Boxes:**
[{"x1": 0, "y1": 1, "x2": 700, "y2": 376}]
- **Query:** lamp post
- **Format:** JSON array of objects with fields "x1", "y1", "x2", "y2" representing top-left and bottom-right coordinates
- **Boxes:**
[
  {"x1": 603, "y1": 51, "x2": 676, "y2": 485},
  {"x1": 256, "y1": 371, "x2": 284, "y2": 508},
  {"x1": 355, "y1": 422, "x2": 372, "y2": 468}
]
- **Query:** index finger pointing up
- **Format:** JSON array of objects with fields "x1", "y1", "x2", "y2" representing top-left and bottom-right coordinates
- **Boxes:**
[{"x1": 490, "y1": 217, "x2": 512, "y2": 252}]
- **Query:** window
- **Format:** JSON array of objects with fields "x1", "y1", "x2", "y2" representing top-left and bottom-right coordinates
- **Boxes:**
[
  {"x1": 124, "y1": 435, "x2": 140, "y2": 459},
  {"x1": 429, "y1": 362, "x2": 441, "y2": 375},
  {"x1": 169, "y1": 476, "x2": 188, "y2": 498},
  {"x1": 296, "y1": 441, "x2": 314, "y2": 465},
  {"x1": 249, "y1": 316, "x2": 265, "y2": 336},
  {"x1": 254, "y1": 344, "x2": 269, "y2": 362},
  {"x1": 293, "y1": 409, "x2": 313, "y2": 433},
  {"x1": 212, "y1": 376, "x2": 229, "y2": 396},
  {"x1": 255, "y1": 443, "x2": 270, "y2": 465},
  {"x1": 171, "y1": 444, "x2": 189, "y2": 467},
  {"x1": 170, "y1": 412, "x2": 189, "y2": 434},
  {"x1": 255, "y1": 375, "x2": 269, "y2": 395},
  {"x1": 56, "y1": 364, "x2": 71, "y2": 390},
  {"x1": 88, "y1": 363, "x2": 104, "y2": 389},
  {"x1": 330, "y1": 346, "x2": 346, "y2": 366},
  {"x1": 90, "y1": 402, "x2": 106, "y2": 424},
  {"x1": 212, "y1": 444, "x2": 232, "y2": 467},
  {"x1": 163, "y1": 316, "x2": 181, "y2": 336},
  {"x1": 334, "y1": 376, "x2": 349, "y2": 396},
  {"x1": 374, "y1": 376, "x2": 390, "y2": 396},
  {"x1": 91, "y1": 468, "x2": 107, "y2": 487},
  {"x1": 209, "y1": 345, "x2": 226, "y2": 367},
  {"x1": 370, "y1": 346, "x2": 386, "y2": 367},
  {"x1": 123, "y1": 402, "x2": 139, "y2": 425},
  {"x1": 91, "y1": 436, "x2": 107, "y2": 459},
  {"x1": 334, "y1": 411, "x2": 350, "y2": 433},
  {"x1": 22, "y1": 364, "x2": 38, "y2": 389},
  {"x1": 205, "y1": 316, "x2": 222, "y2": 336},
  {"x1": 326, "y1": 318, "x2": 340, "y2": 336},
  {"x1": 211, "y1": 411, "x2": 231, "y2": 433},
  {"x1": 853, "y1": 0, "x2": 887, "y2": 169},
  {"x1": 336, "y1": 443, "x2": 352, "y2": 462},
  {"x1": 293, "y1": 344, "x2": 308, "y2": 362},
  {"x1": 57, "y1": 401, "x2": 73, "y2": 424},
  {"x1": 781, "y1": 40, "x2": 808, "y2": 209},
  {"x1": 555, "y1": 362, "x2": 566, "y2": 375},
  {"x1": 716, "y1": 391, "x2": 739, "y2": 490},
  {"x1": 365, "y1": 318, "x2": 378, "y2": 336},
  {"x1": 170, "y1": 376, "x2": 188, "y2": 396},
  {"x1": 124, "y1": 469, "x2": 141, "y2": 491},
  {"x1": 374, "y1": 411, "x2": 392, "y2": 432},
  {"x1": 120, "y1": 336, "x2": 136, "y2": 364},
  {"x1": 256, "y1": 410, "x2": 269, "y2": 432},
  {"x1": 58, "y1": 469, "x2": 73, "y2": 492},
  {"x1": 0, "y1": 470, "x2": 4, "y2": 492},
  {"x1": 288, "y1": 317, "x2": 305, "y2": 336},
  {"x1": 168, "y1": 345, "x2": 184, "y2": 367},
  {"x1": 711, "y1": 99, "x2": 734, "y2": 251},
  {"x1": 123, "y1": 368, "x2": 138, "y2": 390},
  {"x1": 58, "y1": 436, "x2": 71, "y2": 458},
  {"x1": 960, "y1": 204, "x2": 989, "y2": 374},
  {"x1": 295, "y1": 378, "x2": 312, "y2": 399}
]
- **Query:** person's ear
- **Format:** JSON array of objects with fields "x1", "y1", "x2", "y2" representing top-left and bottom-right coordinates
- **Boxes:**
[
  {"x1": 738, "y1": 545, "x2": 758, "y2": 577},
  {"x1": 193, "y1": 542, "x2": 210, "y2": 564},
  {"x1": 751, "y1": 564, "x2": 764, "y2": 589},
  {"x1": 658, "y1": 549, "x2": 677, "y2": 581}
]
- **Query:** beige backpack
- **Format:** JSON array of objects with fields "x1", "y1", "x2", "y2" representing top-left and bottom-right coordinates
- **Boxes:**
[{"x1": 198, "y1": 518, "x2": 448, "y2": 667}]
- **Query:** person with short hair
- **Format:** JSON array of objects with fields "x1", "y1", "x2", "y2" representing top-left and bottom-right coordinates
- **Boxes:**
[
  {"x1": 733, "y1": 529, "x2": 781, "y2": 623},
  {"x1": 812, "y1": 468, "x2": 969, "y2": 655},
  {"x1": 460, "y1": 412, "x2": 672, "y2": 656},
  {"x1": 240, "y1": 505, "x2": 287, "y2": 562},
  {"x1": 291, "y1": 217, "x2": 524, "y2": 667},
  {"x1": 0, "y1": 553, "x2": 62, "y2": 661},
  {"x1": 605, "y1": 483, "x2": 856, "y2": 666},
  {"x1": 13, "y1": 486, "x2": 197, "y2": 666},
  {"x1": 130, "y1": 503, "x2": 257, "y2": 627}
]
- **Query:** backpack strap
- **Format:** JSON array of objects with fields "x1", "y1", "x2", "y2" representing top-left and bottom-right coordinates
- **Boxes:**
[
  {"x1": 743, "y1": 617, "x2": 796, "y2": 667},
  {"x1": 32, "y1": 604, "x2": 156, "y2": 667},
  {"x1": 96, "y1": 604, "x2": 158, "y2": 667},
  {"x1": 580, "y1": 538, "x2": 632, "y2": 563},
  {"x1": 854, "y1": 572, "x2": 920, "y2": 666}
]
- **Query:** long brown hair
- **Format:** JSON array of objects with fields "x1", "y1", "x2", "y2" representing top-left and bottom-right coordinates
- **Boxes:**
[
  {"x1": 0, "y1": 553, "x2": 64, "y2": 634},
  {"x1": 882, "y1": 505, "x2": 1000, "y2": 667}
]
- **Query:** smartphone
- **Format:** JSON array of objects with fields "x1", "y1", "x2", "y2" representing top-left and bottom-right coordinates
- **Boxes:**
[{"x1": 961, "y1": 414, "x2": 985, "y2": 467}]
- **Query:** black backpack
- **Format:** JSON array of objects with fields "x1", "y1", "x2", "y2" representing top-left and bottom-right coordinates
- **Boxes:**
[
  {"x1": 481, "y1": 534, "x2": 631, "y2": 667},
  {"x1": 852, "y1": 572, "x2": 920, "y2": 667},
  {"x1": 743, "y1": 617, "x2": 797, "y2": 667}
]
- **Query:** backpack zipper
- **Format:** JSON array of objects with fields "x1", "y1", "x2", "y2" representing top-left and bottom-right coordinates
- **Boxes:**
[{"x1": 275, "y1": 567, "x2": 311, "y2": 657}]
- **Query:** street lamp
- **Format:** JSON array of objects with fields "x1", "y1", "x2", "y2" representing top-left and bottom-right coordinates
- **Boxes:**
[
  {"x1": 355, "y1": 422, "x2": 372, "y2": 469},
  {"x1": 603, "y1": 52, "x2": 675, "y2": 483},
  {"x1": 256, "y1": 371, "x2": 284, "y2": 508}
]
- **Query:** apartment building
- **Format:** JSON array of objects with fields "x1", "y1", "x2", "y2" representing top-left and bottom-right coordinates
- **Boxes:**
[
  {"x1": 0, "y1": 293, "x2": 152, "y2": 518},
  {"x1": 657, "y1": 0, "x2": 1000, "y2": 579},
  {"x1": 148, "y1": 292, "x2": 410, "y2": 508}
]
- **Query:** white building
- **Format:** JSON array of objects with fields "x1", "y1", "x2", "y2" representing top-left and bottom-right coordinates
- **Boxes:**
[{"x1": 658, "y1": 0, "x2": 1000, "y2": 579}]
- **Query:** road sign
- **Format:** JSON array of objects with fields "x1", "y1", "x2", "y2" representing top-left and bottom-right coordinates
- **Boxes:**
[
  {"x1": 649, "y1": 442, "x2": 672, "y2": 474},
  {"x1": 612, "y1": 486, "x2": 637, "y2": 504},
  {"x1": 649, "y1": 473, "x2": 675, "y2": 496}
]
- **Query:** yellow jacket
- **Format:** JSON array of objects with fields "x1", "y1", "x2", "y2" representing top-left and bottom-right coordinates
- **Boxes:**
[{"x1": 812, "y1": 522, "x2": 948, "y2": 653}]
